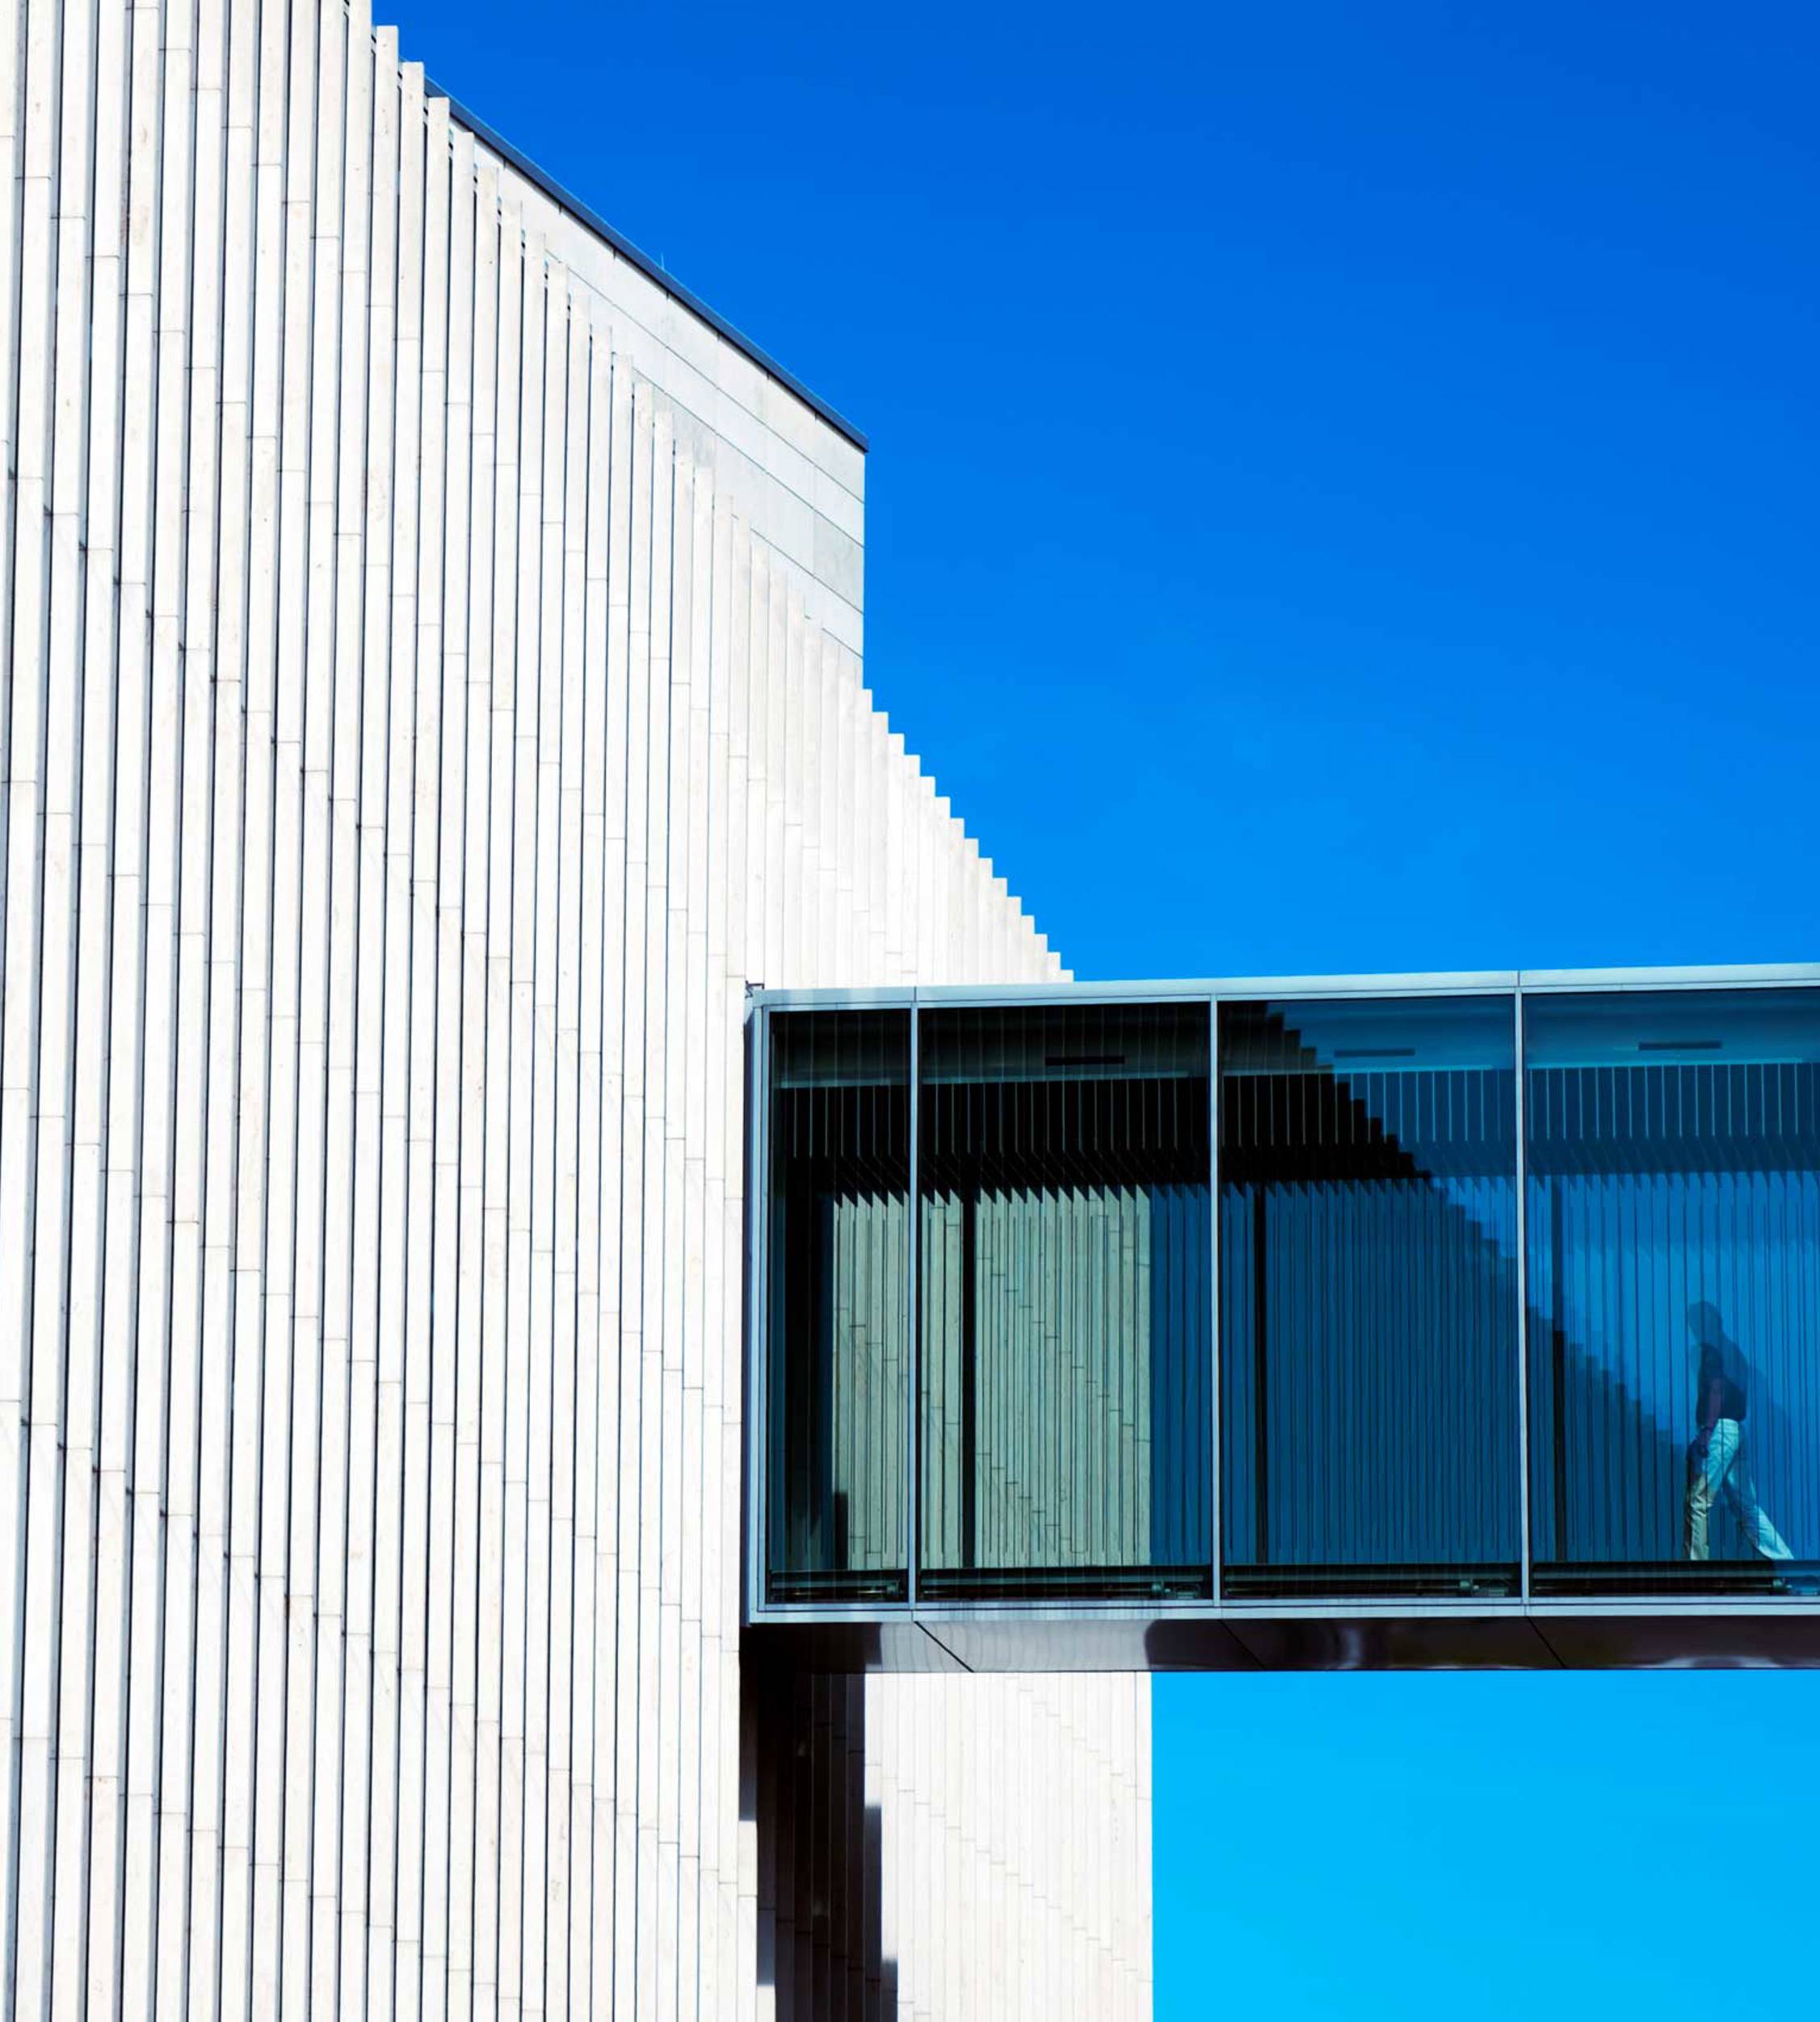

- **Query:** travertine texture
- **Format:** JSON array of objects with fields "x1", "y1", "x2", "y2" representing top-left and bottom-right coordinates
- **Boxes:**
[{"x1": 0, "y1": 0, "x2": 1152, "y2": 2013}]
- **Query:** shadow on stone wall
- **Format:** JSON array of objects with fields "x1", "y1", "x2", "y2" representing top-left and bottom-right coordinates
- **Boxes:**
[{"x1": 742, "y1": 1653, "x2": 900, "y2": 2018}]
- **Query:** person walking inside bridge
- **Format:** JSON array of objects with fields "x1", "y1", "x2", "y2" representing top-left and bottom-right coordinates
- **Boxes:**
[{"x1": 1684, "y1": 1302, "x2": 1793, "y2": 1564}]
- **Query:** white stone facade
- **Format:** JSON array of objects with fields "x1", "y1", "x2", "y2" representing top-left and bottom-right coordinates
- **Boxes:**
[{"x1": 0, "y1": 0, "x2": 1152, "y2": 2012}]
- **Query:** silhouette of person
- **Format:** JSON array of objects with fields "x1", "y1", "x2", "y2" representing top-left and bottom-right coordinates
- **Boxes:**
[{"x1": 1683, "y1": 1302, "x2": 1792, "y2": 1562}]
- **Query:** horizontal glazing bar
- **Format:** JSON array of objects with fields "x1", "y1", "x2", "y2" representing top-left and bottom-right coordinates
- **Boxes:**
[{"x1": 747, "y1": 965, "x2": 1820, "y2": 1016}]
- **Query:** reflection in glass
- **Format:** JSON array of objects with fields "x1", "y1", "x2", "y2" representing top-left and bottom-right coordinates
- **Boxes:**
[
  {"x1": 1526, "y1": 989, "x2": 1820, "y2": 1594},
  {"x1": 767, "y1": 1011, "x2": 910, "y2": 1602},
  {"x1": 1220, "y1": 997, "x2": 1520, "y2": 1597},
  {"x1": 917, "y1": 1003, "x2": 1212, "y2": 1597}
]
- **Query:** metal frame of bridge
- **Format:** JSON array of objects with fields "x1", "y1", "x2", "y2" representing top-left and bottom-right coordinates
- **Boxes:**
[{"x1": 745, "y1": 962, "x2": 1820, "y2": 1671}]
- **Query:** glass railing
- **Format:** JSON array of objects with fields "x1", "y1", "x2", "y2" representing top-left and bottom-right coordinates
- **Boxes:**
[
  {"x1": 766, "y1": 1009, "x2": 912, "y2": 1602},
  {"x1": 1219, "y1": 994, "x2": 1520, "y2": 1600},
  {"x1": 917, "y1": 1002, "x2": 1212, "y2": 1600},
  {"x1": 1526, "y1": 988, "x2": 1820, "y2": 1597},
  {"x1": 754, "y1": 977, "x2": 1820, "y2": 1609}
]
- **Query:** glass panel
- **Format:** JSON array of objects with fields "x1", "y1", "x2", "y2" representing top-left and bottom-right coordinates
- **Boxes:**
[
  {"x1": 1220, "y1": 996, "x2": 1520, "y2": 1598},
  {"x1": 917, "y1": 1003, "x2": 1212, "y2": 1599},
  {"x1": 1526, "y1": 987, "x2": 1820, "y2": 1596},
  {"x1": 767, "y1": 1010, "x2": 910, "y2": 1603}
]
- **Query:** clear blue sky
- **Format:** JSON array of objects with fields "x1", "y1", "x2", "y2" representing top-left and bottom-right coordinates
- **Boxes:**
[{"x1": 397, "y1": 2, "x2": 1819, "y2": 2011}]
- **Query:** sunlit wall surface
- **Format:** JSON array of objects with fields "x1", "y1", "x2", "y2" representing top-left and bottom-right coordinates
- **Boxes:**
[
  {"x1": 755, "y1": 977, "x2": 1820, "y2": 1614},
  {"x1": 1219, "y1": 997, "x2": 1519, "y2": 1599},
  {"x1": 1527, "y1": 990, "x2": 1820, "y2": 1594},
  {"x1": 918, "y1": 1004, "x2": 1212, "y2": 1598},
  {"x1": 0, "y1": 1, "x2": 1167, "y2": 2004}
]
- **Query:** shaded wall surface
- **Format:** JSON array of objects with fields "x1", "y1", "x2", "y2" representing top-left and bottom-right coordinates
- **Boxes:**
[
  {"x1": 746, "y1": 1665, "x2": 1151, "y2": 2021},
  {"x1": 0, "y1": 1, "x2": 1153, "y2": 2013}
]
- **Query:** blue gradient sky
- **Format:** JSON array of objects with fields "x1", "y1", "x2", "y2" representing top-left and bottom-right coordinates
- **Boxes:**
[{"x1": 396, "y1": 2, "x2": 1819, "y2": 2010}]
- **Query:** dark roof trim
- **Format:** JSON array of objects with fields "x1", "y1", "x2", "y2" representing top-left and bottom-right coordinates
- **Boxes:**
[{"x1": 427, "y1": 80, "x2": 869, "y2": 456}]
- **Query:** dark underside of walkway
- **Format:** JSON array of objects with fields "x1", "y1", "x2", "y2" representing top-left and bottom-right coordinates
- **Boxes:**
[{"x1": 744, "y1": 1606, "x2": 1820, "y2": 1674}]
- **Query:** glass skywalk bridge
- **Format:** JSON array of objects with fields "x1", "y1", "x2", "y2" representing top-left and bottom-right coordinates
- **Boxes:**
[{"x1": 744, "y1": 967, "x2": 1820, "y2": 1670}]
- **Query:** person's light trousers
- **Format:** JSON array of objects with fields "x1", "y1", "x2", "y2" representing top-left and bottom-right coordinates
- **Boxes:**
[{"x1": 1684, "y1": 1417, "x2": 1793, "y2": 1561}]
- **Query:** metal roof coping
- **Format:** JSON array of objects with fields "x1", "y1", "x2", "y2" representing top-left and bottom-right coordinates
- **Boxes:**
[{"x1": 427, "y1": 78, "x2": 870, "y2": 456}]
